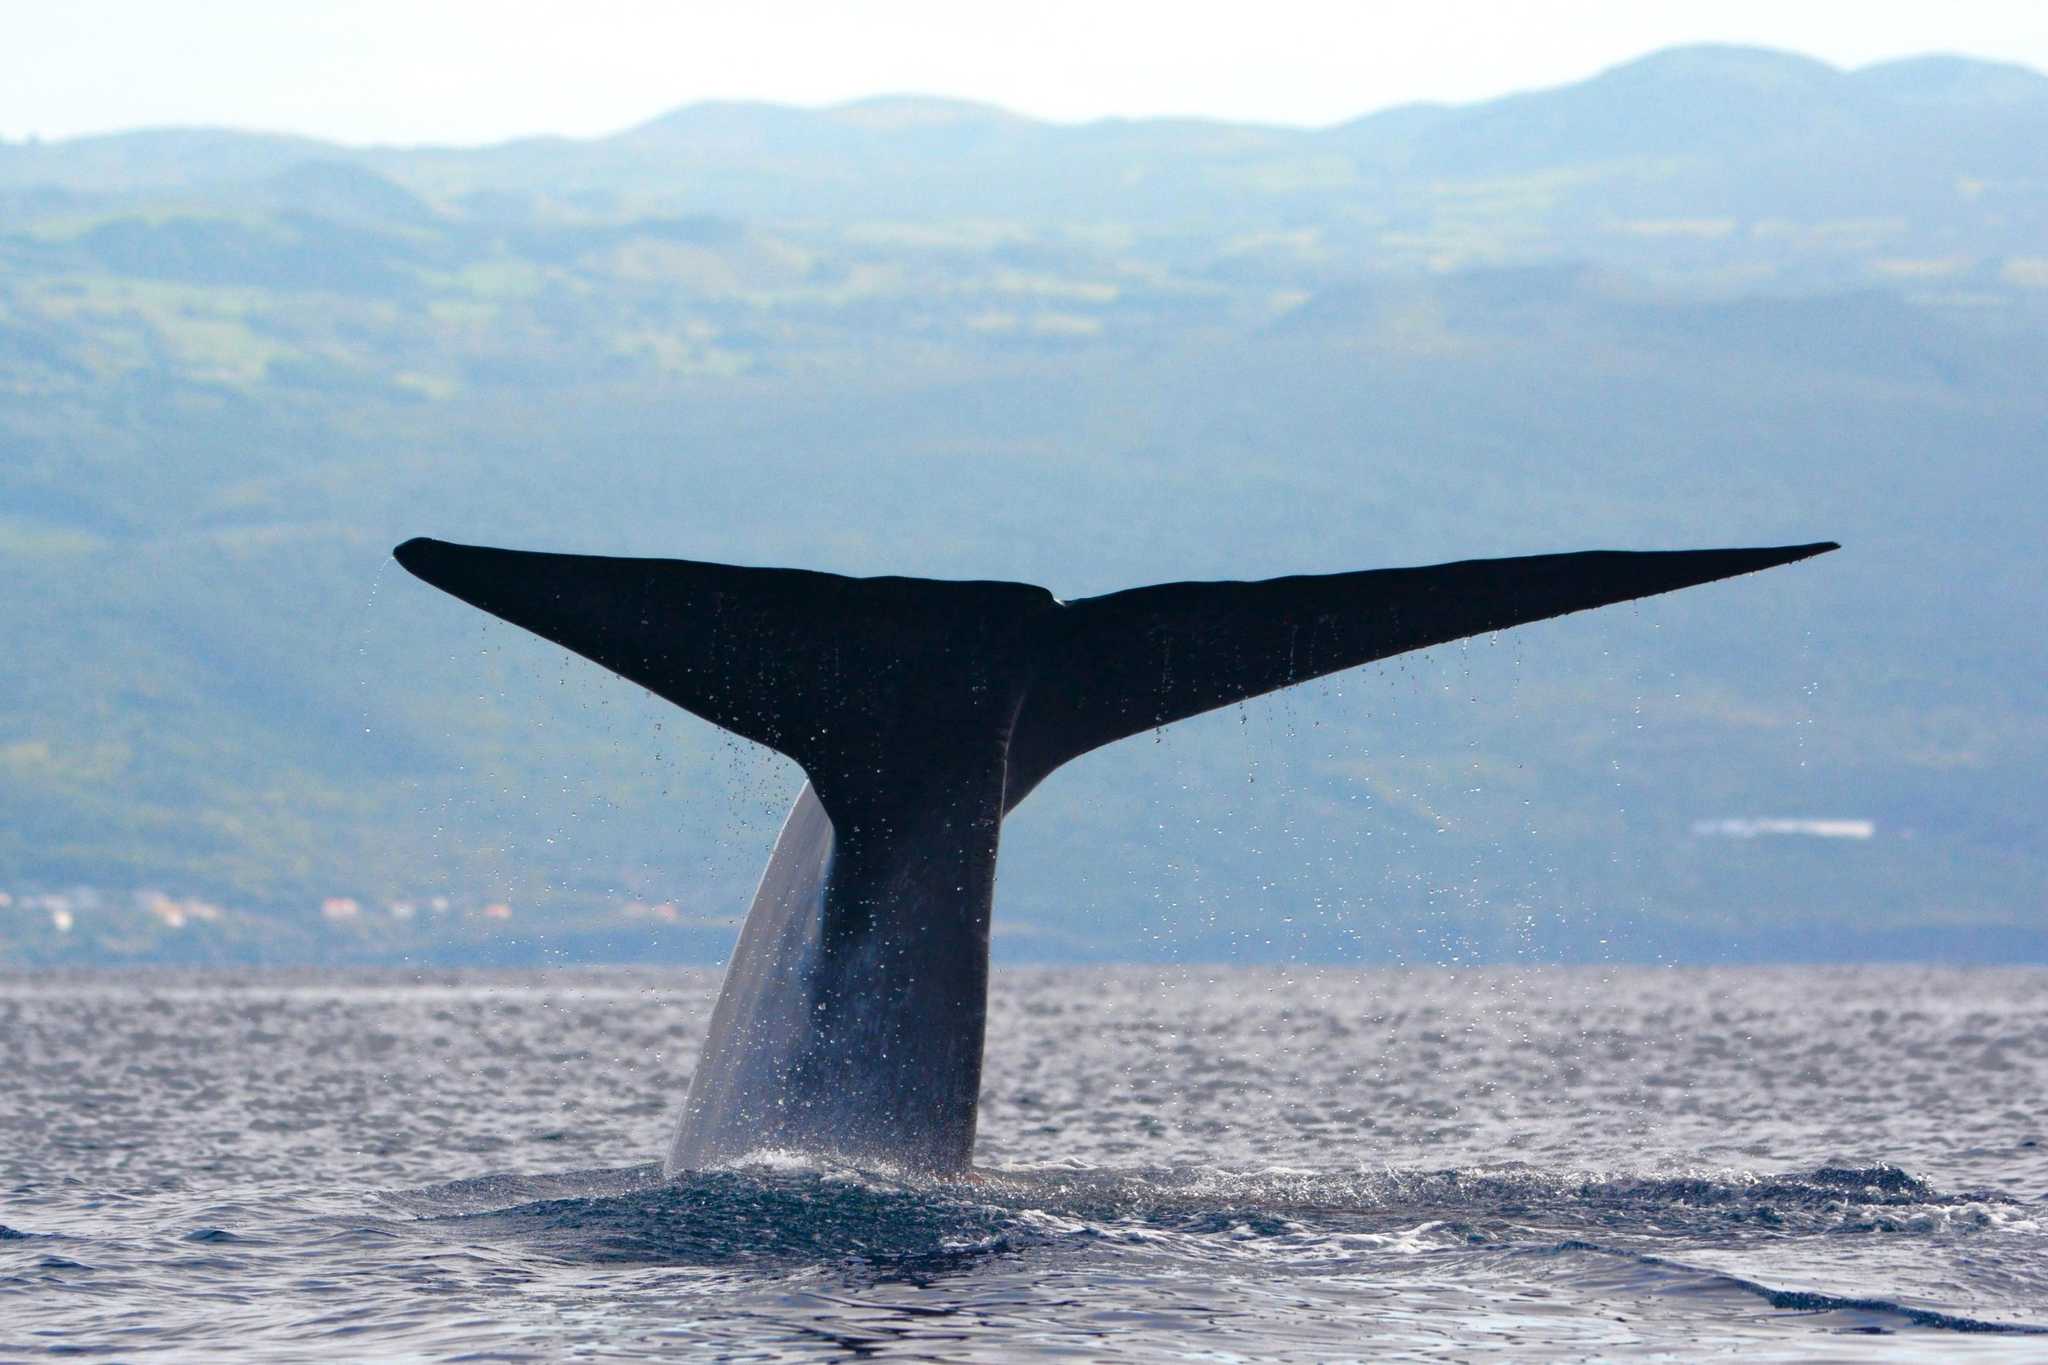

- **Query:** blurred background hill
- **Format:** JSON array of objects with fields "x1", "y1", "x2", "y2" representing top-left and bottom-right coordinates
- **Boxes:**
[{"x1": 2, "y1": 45, "x2": 2042, "y2": 965}]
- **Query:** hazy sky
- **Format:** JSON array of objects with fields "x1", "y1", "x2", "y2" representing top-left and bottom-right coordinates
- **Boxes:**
[{"x1": 6, "y1": 1, "x2": 2046, "y2": 145}]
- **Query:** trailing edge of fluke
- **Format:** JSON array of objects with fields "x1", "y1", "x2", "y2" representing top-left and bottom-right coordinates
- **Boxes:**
[{"x1": 393, "y1": 535, "x2": 1836, "y2": 1174}]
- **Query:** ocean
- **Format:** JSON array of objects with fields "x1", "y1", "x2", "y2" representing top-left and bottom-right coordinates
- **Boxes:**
[{"x1": 2, "y1": 965, "x2": 2043, "y2": 1360}]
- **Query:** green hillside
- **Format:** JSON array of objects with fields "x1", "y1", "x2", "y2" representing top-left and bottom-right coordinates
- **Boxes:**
[{"x1": 2, "y1": 47, "x2": 2043, "y2": 964}]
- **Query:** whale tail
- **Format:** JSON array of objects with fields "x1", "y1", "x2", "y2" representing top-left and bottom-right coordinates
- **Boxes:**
[
  {"x1": 395, "y1": 536, "x2": 1836, "y2": 815},
  {"x1": 395, "y1": 534, "x2": 1833, "y2": 1174}
]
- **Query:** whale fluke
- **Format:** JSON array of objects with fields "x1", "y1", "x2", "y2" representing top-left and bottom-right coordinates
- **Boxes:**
[
  {"x1": 393, "y1": 535, "x2": 1834, "y2": 1173},
  {"x1": 394, "y1": 536, "x2": 1055, "y2": 833},
  {"x1": 1005, "y1": 542, "x2": 1837, "y2": 804}
]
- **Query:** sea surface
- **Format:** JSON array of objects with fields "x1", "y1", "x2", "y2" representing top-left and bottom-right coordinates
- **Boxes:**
[{"x1": 2, "y1": 965, "x2": 2044, "y2": 1361}]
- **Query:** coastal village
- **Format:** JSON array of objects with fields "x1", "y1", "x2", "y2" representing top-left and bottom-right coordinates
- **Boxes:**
[
  {"x1": 1, "y1": 811, "x2": 1876, "y2": 958},
  {"x1": 0, "y1": 885, "x2": 738, "y2": 961}
]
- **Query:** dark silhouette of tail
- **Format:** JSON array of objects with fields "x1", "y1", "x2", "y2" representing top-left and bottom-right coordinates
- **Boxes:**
[
  {"x1": 394, "y1": 537, "x2": 1836, "y2": 817},
  {"x1": 398, "y1": 534, "x2": 1833, "y2": 1175},
  {"x1": 1001, "y1": 543, "x2": 1837, "y2": 803},
  {"x1": 394, "y1": 537, "x2": 1054, "y2": 831}
]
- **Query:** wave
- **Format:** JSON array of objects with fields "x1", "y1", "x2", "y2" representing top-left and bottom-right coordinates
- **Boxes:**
[
  {"x1": 370, "y1": 1158, "x2": 2045, "y2": 1333},
  {"x1": 1541, "y1": 1241, "x2": 2047, "y2": 1336}
]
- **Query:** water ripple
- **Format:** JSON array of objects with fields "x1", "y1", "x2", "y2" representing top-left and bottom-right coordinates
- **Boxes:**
[{"x1": 3, "y1": 966, "x2": 2045, "y2": 1358}]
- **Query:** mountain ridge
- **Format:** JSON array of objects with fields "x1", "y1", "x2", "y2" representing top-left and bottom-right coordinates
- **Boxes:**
[{"x1": 4, "y1": 44, "x2": 2042, "y2": 168}]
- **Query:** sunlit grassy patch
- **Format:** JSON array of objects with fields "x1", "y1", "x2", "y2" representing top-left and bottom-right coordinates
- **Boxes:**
[
  {"x1": 1614, "y1": 218, "x2": 1737, "y2": 239},
  {"x1": 1871, "y1": 256, "x2": 1972, "y2": 279},
  {"x1": 453, "y1": 259, "x2": 547, "y2": 299},
  {"x1": 2002, "y1": 258, "x2": 2048, "y2": 288},
  {"x1": 0, "y1": 519, "x2": 105, "y2": 556},
  {"x1": 393, "y1": 370, "x2": 460, "y2": 399},
  {"x1": 988, "y1": 269, "x2": 1118, "y2": 303}
]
